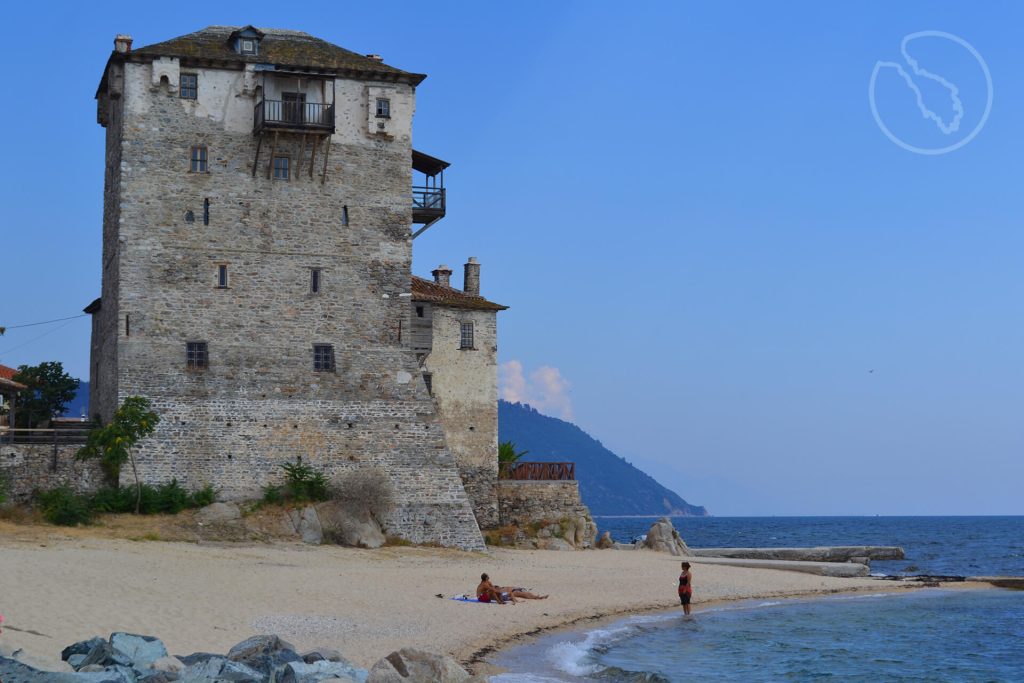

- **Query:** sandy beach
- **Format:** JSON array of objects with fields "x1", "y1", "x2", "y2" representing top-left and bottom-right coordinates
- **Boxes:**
[{"x1": 0, "y1": 523, "x2": 925, "y2": 676}]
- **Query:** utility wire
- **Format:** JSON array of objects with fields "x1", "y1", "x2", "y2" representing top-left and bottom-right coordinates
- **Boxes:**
[
  {"x1": 0, "y1": 318, "x2": 82, "y2": 357},
  {"x1": 2, "y1": 313, "x2": 88, "y2": 330}
]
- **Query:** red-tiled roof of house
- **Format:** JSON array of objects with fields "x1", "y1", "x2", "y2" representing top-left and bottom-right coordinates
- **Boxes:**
[
  {"x1": 0, "y1": 364, "x2": 27, "y2": 392},
  {"x1": 411, "y1": 276, "x2": 508, "y2": 311}
]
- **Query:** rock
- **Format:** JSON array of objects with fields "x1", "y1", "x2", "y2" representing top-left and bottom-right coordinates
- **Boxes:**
[
  {"x1": 110, "y1": 633, "x2": 168, "y2": 670},
  {"x1": 297, "y1": 506, "x2": 323, "y2": 545},
  {"x1": 80, "y1": 642, "x2": 133, "y2": 670},
  {"x1": 151, "y1": 656, "x2": 185, "y2": 674},
  {"x1": 317, "y1": 503, "x2": 384, "y2": 549},
  {"x1": 63, "y1": 637, "x2": 107, "y2": 662},
  {"x1": 537, "y1": 527, "x2": 552, "y2": 539},
  {"x1": 276, "y1": 660, "x2": 368, "y2": 683},
  {"x1": 180, "y1": 656, "x2": 263, "y2": 683},
  {"x1": 226, "y1": 634, "x2": 300, "y2": 676},
  {"x1": 68, "y1": 654, "x2": 89, "y2": 669},
  {"x1": 195, "y1": 502, "x2": 241, "y2": 525},
  {"x1": 176, "y1": 653, "x2": 220, "y2": 667},
  {"x1": 539, "y1": 537, "x2": 574, "y2": 551},
  {"x1": 78, "y1": 665, "x2": 107, "y2": 672},
  {"x1": 366, "y1": 649, "x2": 480, "y2": 683},
  {"x1": 642, "y1": 518, "x2": 690, "y2": 555},
  {"x1": 596, "y1": 531, "x2": 614, "y2": 549},
  {"x1": 0, "y1": 656, "x2": 136, "y2": 683},
  {"x1": 300, "y1": 649, "x2": 344, "y2": 664}
]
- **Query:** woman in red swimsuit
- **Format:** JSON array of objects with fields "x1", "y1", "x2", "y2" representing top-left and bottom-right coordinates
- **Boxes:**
[{"x1": 678, "y1": 561, "x2": 693, "y2": 615}]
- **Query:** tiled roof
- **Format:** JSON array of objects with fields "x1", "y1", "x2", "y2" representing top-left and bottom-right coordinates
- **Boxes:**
[
  {"x1": 127, "y1": 26, "x2": 425, "y2": 85},
  {"x1": 0, "y1": 364, "x2": 27, "y2": 392},
  {"x1": 411, "y1": 276, "x2": 507, "y2": 311}
]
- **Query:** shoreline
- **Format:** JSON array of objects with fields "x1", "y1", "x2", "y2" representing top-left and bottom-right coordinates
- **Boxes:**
[
  {"x1": 0, "y1": 526, "x2": 1004, "y2": 678},
  {"x1": 469, "y1": 580, "x2": 1001, "y2": 678}
]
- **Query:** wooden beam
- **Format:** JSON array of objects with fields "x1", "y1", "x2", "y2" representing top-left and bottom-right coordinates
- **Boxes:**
[
  {"x1": 308, "y1": 136, "x2": 319, "y2": 179},
  {"x1": 251, "y1": 135, "x2": 263, "y2": 177},
  {"x1": 266, "y1": 131, "x2": 278, "y2": 179},
  {"x1": 295, "y1": 133, "x2": 306, "y2": 179},
  {"x1": 320, "y1": 134, "x2": 331, "y2": 184}
]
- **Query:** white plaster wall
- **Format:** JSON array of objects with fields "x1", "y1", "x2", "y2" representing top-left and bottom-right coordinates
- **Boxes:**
[{"x1": 125, "y1": 61, "x2": 414, "y2": 144}]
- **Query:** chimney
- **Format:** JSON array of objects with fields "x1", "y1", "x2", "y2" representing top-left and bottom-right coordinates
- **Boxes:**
[
  {"x1": 366, "y1": 53, "x2": 384, "y2": 62},
  {"x1": 463, "y1": 257, "x2": 480, "y2": 296},
  {"x1": 114, "y1": 34, "x2": 133, "y2": 54},
  {"x1": 432, "y1": 264, "x2": 453, "y2": 288}
]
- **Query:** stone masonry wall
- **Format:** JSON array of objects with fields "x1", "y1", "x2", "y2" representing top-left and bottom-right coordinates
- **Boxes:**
[
  {"x1": 495, "y1": 480, "x2": 596, "y2": 547},
  {"x1": 88, "y1": 57, "x2": 484, "y2": 550},
  {"x1": 0, "y1": 444, "x2": 106, "y2": 502},
  {"x1": 422, "y1": 306, "x2": 499, "y2": 528}
]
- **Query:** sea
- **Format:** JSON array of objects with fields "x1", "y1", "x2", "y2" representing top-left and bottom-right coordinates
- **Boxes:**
[{"x1": 491, "y1": 516, "x2": 1024, "y2": 682}]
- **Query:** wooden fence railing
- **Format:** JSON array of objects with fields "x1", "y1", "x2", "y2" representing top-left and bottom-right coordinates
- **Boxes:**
[
  {"x1": 0, "y1": 428, "x2": 92, "y2": 445},
  {"x1": 498, "y1": 461, "x2": 575, "y2": 481}
]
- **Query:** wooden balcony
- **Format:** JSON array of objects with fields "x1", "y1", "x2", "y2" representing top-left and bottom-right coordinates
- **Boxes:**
[
  {"x1": 499, "y1": 461, "x2": 576, "y2": 481},
  {"x1": 254, "y1": 100, "x2": 335, "y2": 134},
  {"x1": 412, "y1": 186, "x2": 445, "y2": 224}
]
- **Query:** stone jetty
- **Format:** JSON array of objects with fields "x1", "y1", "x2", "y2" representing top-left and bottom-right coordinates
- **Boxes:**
[{"x1": 690, "y1": 546, "x2": 905, "y2": 563}]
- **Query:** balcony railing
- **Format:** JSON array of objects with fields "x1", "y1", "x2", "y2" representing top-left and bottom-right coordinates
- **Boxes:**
[
  {"x1": 499, "y1": 461, "x2": 576, "y2": 481},
  {"x1": 254, "y1": 100, "x2": 335, "y2": 133},
  {"x1": 412, "y1": 186, "x2": 445, "y2": 223},
  {"x1": 0, "y1": 428, "x2": 92, "y2": 445}
]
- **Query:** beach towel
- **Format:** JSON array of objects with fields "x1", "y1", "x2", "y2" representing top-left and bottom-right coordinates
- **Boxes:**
[{"x1": 450, "y1": 594, "x2": 500, "y2": 604}]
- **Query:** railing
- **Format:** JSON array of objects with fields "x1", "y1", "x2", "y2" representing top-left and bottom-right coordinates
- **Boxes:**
[
  {"x1": 0, "y1": 428, "x2": 92, "y2": 445},
  {"x1": 254, "y1": 100, "x2": 335, "y2": 132},
  {"x1": 499, "y1": 461, "x2": 576, "y2": 481},
  {"x1": 412, "y1": 186, "x2": 445, "y2": 213}
]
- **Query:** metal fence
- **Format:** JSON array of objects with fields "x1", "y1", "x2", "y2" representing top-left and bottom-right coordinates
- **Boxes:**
[{"x1": 498, "y1": 461, "x2": 576, "y2": 481}]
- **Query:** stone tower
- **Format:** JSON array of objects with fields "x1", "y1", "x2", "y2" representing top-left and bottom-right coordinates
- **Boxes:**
[{"x1": 86, "y1": 26, "x2": 482, "y2": 549}]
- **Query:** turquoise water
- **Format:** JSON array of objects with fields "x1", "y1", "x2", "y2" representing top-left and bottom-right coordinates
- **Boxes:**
[
  {"x1": 594, "y1": 516, "x2": 1024, "y2": 576},
  {"x1": 493, "y1": 590, "x2": 1024, "y2": 682}
]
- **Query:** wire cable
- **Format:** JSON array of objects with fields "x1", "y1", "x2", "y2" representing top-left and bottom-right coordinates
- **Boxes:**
[{"x1": 2, "y1": 313, "x2": 88, "y2": 330}]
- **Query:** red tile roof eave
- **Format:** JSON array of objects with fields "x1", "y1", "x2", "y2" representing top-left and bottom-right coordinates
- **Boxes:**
[{"x1": 410, "y1": 276, "x2": 508, "y2": 311}]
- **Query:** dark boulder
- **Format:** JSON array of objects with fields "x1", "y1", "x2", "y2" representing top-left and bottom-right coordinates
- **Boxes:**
[{"x1": 62, "y1": 638, "x2": 107, "y2": 663}]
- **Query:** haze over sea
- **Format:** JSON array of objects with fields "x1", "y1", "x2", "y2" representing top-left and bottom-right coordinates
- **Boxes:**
[{"x1": 494, "y1": 516, "x2": 1024, "y2": 682}]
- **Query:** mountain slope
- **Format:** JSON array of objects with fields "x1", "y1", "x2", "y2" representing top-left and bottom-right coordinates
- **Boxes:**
[{"x1": 498, "y1": 401, "x2": 707, "y2": 516}]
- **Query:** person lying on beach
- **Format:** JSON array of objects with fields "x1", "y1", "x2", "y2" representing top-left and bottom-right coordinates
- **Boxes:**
[
  {"x1": 496, "y1": 586, "x2": 548, "y2": 600},
  {"x1": 477, "y1": 573, "x2": 509, "y2": 604}
]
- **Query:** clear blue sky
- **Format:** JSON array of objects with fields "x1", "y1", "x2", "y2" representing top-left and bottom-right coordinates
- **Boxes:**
[{"x1": 2, "y1": 2, "x2": 1021, "y2": 515}]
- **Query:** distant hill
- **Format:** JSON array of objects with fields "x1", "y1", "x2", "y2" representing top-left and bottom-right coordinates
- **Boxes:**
[{"x1": 498, "y1": 401, "x2": 707, "y2": 516}]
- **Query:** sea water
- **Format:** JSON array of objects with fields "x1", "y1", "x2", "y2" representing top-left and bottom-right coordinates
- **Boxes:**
[
  {"x1": 492, "y1": 590, "x2": 1024, "y2": 682},
  {"x1": 594, "y1": 516, "x2": 1024, "y2": 576},
  {"x1": 492, "y1": 517, "x2": 1024, "y2": 682}
]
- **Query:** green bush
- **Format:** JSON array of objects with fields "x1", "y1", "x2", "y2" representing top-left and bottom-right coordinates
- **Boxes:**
[
  {"x1": 36, "y1": 486, "x2": 95, "y2": 526},
  {"x1": 0, "y1": 470, "x2": 9, "y2": 506},
  {"x1": 189, "y1": 484, "x2": 217, "y2": 508},
  {"x1": 261, "y1": 461, "x2": 331, "y2": 505},
  {"x1": 89, "y1": 486, "x2": 136, "y2": 513}
]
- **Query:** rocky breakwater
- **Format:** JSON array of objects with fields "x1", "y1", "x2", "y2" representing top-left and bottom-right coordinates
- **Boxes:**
[{"x1": 0, "y1": 633, "x2": 484, "y2": 683}]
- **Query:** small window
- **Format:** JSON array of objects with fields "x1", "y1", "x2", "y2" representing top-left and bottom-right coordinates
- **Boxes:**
[
  {"x1": 240, "y1": 39, "x2": 257, "y2": 55},
  {"x1": 203, "y1": 198, "x2": 210, "y2": 225},
  {"x1": 460, "y1": 322, "x2": 474, "y2": 349},
  {"x1": 273, "y1": 156, "x2": 290, "y2": 180},
  {"x1": 415, "y1": 306, "x2": 424, "y2": 318},
  {"x1": 313, "y1": 344, "x2": 335, "y2": 372},
  {"x1": 186, "y1": 342, "x2": 208, "y2": 368},
  {"x1": 423, "y1": 372, "x2": 433, "y2": 396},
  {"x1": 217, "y1": 264, "x2": 228, "y2": 288},
  {"x1": 180, "y1": 73, "x2": 198, "y2": 99},
  {"x1": 190, "y1": 146, "x2": 208, "y2": 173},
  {"x1": 310, "y1": 268, "x2": 322, "y2": 294},
  {"x1": 342, "y1": 205, "x2": 349, "y2": 226},
  {"x1": 375, "y1": 98, "x2": 391, "y2": 118}
]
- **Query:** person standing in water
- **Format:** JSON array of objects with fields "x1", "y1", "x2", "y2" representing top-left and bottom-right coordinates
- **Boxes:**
[{"x1": 678, "y1": 561, "x2": 693, "y2": 615}]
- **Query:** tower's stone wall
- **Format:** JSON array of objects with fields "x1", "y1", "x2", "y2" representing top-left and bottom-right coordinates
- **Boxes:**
[
  {"x1": 89, "y1": 52, "x2": 484, "y2": 549},
  {"x1": 422, "y1": 305, "x2": 500, "y2": 528}
]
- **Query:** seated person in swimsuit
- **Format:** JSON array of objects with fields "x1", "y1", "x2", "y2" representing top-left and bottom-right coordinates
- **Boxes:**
[{"x1": 476, "y1": 573, "x2": 509, "y2": 604}]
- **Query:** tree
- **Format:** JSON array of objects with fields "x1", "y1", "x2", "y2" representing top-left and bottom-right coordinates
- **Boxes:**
[
  {"x1": 11, "y1": 362, "x2": 79, "y2": 428},
  {"x1": 76, "y1": 397, "x2": 160, "y2": 513},
  {"x1": 498, "y1": 440, "x2": 528, "y2": 465}
]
